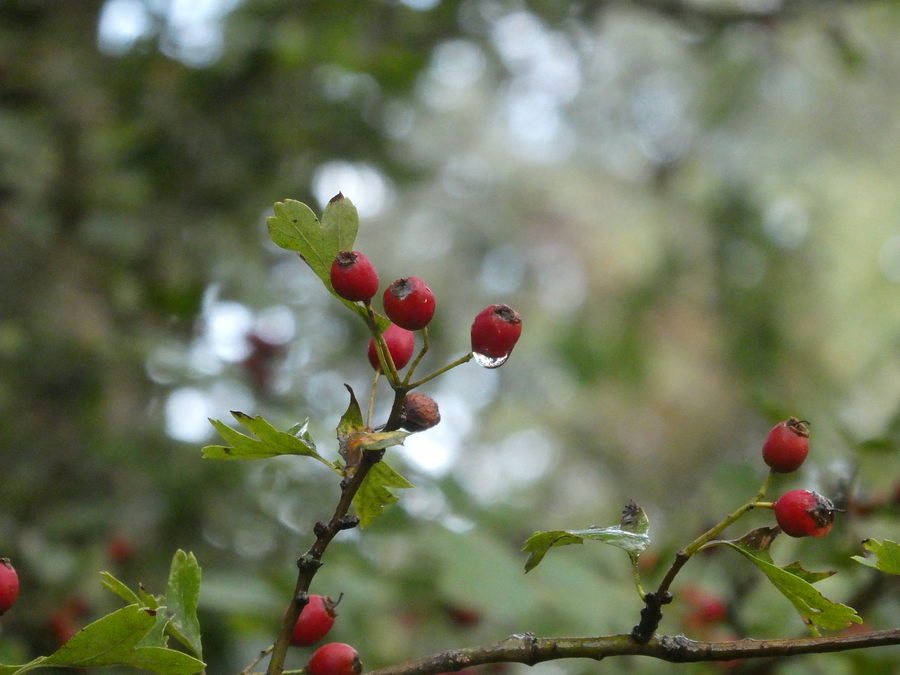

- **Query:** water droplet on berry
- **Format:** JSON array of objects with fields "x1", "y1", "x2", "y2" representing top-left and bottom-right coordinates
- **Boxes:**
[{"x1": 473, "y1": 352, "x2": 509, "y2": 368}]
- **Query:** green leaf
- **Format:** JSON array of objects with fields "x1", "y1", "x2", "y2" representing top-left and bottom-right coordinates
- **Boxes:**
[
  {"x1": 354, "y1": 461, "x2": 414, "y2": 527},
  {"x1": 137, "y1": 609, "x2": 170, "y2": 649},
  {"x1": 337, "y1": 386, "x2": 366, "y2": 469},
  {"x1": 780, "y1": 561, "x2": 836, "y2": 585},
  {"x1": 266, "y1": 196, "x2": 358, "y2": 288},
  {"x1": 852, "y1": 539, "x2": 900, "y2": 574},
  {"x1": 164, "y1": 551, "x2": 203, "y2": 660},
  {"x1": 321, "y1": 192, "x2": 359, "y2": 253},
  {"x1": 712, "y1": 527, "x2": 861, "y2": 630},
  {"x1": 39, "y1": 605, "x2": 172, "y2": 670},
  {"x1": 139, "y1": 586, "x2": 161, "y2": 610},
  {"x1": 203, "y1": 412, "x2": 333, "y2": 468},
  {"x1": 338, "y1": 385, "x2": 365, "y2": 437},
  {"x1": 116, "y1": 647, "x2": 205, "y2": 675},
  {"x1": 0, "y1": 660, "x2": 40, "y2": 675},
  {"x1": 32, "y1": 606, "x2": 202, "y2": 674},
  {"x1": 101, "y1": 572, "x2": 141, "y2": 606},
  {"x1": 523, "y1": 501, "x2": 651, "y2": 573}
]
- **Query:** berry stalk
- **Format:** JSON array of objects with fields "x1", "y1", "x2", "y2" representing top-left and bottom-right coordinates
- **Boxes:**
[
  {"x1": 364, "y1": 306, "x2": 403, "y2": 386},
  {"x1": 402, "y1": 327, "x2": 430, "y2": 385},
  {"x1": 407, "y1": 352, "x2": 474, "y2": 389},
  {"x1": 632, "y1": 471, "x2": 774, "y2": 642}
]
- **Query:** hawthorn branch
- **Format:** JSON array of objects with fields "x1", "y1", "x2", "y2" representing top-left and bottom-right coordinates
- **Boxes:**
[
  {"x1": 266, "y1": 448, "x2": 385, "y2": 675},
  {"x1": 365, "y1": 629, "x2": 900, "y2": 675}
]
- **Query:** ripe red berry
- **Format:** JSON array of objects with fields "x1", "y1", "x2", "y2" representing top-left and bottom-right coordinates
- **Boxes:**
[
  {"x1": 330, "y1": 251, "x2": 379, "y2": 302},
  {"x1": 399, "y1": 393, "x2": 441, "y2": 432},
  {"x1": 0, "y1": 558, "x2": 19, "y2": 615},
  {"x1": 470, "y1": 304, "x2": 522, "y2": 366},
  {"x1": 762, "y1": 417, "x2": 810, "y2": 473},
  {"x1": 306, "y1": 643, "x2": 362, "y2": 675},
  {"x1": 290, "y1": 595, "x2": 338, "y2": 647},
  {"x1": 368, "y1": 324, "x2": 416, "y2": 371},
  {"x1": 773, "y1": 489, "x2": 836, "y2": 538},
  {"x1": 382, "y1": 277, "x2": 435, "y2": 331}
]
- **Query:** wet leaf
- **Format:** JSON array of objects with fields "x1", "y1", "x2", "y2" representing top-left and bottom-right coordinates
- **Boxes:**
[{"x1": 523, "y1": 502, "x2": 651, "y2": 573}]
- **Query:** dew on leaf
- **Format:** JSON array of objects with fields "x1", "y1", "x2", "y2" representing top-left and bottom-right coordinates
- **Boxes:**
[{"x1": 473, "y1": 352, "x2": 509, "y2": 369}]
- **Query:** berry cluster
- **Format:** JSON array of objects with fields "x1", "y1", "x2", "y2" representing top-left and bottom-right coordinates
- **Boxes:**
[
  {"x1": 759, "y1": 418, "x2": 837, "y2": 538},
  {"x1": 282, "y1": 594, "x2": 363, "y2": 675},
  {"x1": 329, "y1": 250, "x2": 523, "y2": 374},
  {"x1": 295, "y1": 246, "x2": 523, "y2": 671},
  {"x1": 284, "y1": 594, "x2": 361, "y2": 675}
]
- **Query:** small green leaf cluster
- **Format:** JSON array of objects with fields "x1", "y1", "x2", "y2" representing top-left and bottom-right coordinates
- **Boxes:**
[{"x1": 0, "y1": 551, "x2": 204, "y2": 675}]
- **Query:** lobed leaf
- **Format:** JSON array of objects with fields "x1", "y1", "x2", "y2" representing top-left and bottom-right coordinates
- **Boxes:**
[
  {"x1": 711, "y1": 527, "x2": 861, "y2": 631},
  {"x1": 354, "y1": 461, "x2": 414, "y2": 527},
  {"x1": 523, "y1": 502, "x2": 651, "y2": 573},
  {"x1": 164, "y1": 551, "x2": 203, "y2": 660},
  {"x1": 266, "y1": 196, "x2": 359, "y2": 290},
  {"x1": 321, "y1": 192, "x2": 360, "y2": 253},
  {"x1": 852, "y1": 539, "x2": 900, "y2": 574},
  {"x1": 203, "y1": 412, "x2": 332, "y2": 468},
  {"x1": 41, "y1": 606, "x2": 159, "y2": 668}
]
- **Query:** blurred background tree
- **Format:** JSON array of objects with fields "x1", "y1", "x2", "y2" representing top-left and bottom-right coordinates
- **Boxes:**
[{"x1": 3, "y1": 1, "x2": 900, "y2": 673}]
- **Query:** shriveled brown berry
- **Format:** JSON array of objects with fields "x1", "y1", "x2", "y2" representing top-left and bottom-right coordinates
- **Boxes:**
[{"x1": 400, "y1": 393, "x2": 441, "y2": 432}]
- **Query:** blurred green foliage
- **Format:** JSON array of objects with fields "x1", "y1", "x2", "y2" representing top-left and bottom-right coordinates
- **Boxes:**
[{"x1": 4, "y1": 1, "x2": 900, "y2": 675}]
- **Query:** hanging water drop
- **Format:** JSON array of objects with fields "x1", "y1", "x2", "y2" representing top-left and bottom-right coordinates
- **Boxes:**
[{"x1": 473, "y1": 351, "x2": 509, "y2": 369}]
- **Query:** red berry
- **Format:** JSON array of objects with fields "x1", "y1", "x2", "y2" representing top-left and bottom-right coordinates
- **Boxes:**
[
  {"x1": 0, "y1": 558, "x2": 18, "y2": 615},
  {"x1": 762, "y1": 417, "x2": 810, "y2": 473},
  {"x1": 306, "y1": 643, "x2": 362, "y2": 675},
  {"x1": 107, "y1": 535, "x2": 134, "y2": 563},
  {"x1": 470, "y1": 304, "x2": 522, "y2": 365},
  {"x1": 368, "y1": 324, "x2": 415, "y2": 371},
  {"x1": 290, "y1": 595, "x2": 337, "y2": 647},
  {"x1": 773, "y1": 489, "x2": 836, "y2": 538},
  {"x1": 331, "y1": 252, "x2": 379, "y2": 302},
  {"x1": 382, "y1": 277, "x2": 435, "y2": 331}
]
